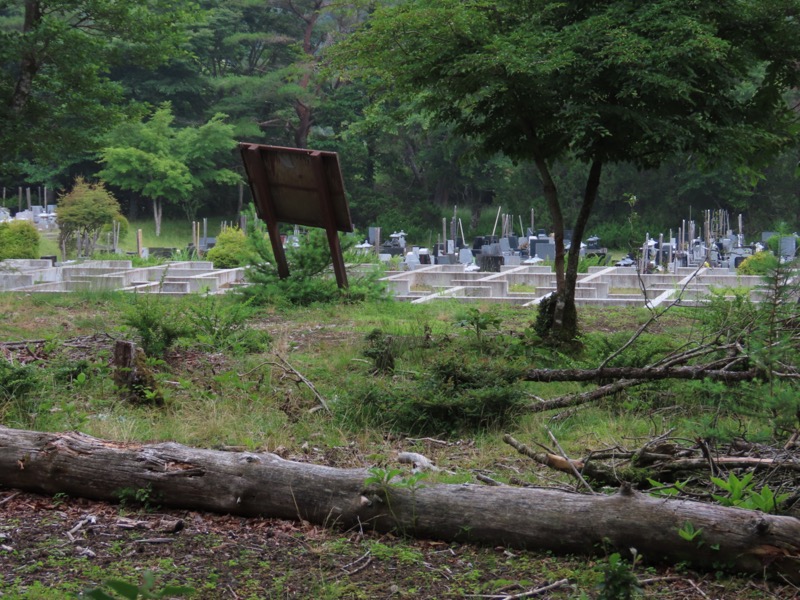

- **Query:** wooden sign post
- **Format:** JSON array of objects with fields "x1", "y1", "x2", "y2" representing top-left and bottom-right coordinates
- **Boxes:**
[{"x1": 239, "y1": 143, "x2": 353, "y2": 289}]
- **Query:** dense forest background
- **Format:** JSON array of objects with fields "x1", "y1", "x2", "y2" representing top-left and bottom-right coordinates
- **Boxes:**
[{"x1": 2, "y1": 0, "x2": 798, "y2": 246}]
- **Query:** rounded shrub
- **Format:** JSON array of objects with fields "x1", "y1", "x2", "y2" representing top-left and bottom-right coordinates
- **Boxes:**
[
  {"x1": 206, "y1": 227, "x2": 250, "y2": 269},
  {"x1": 0, "y1": 220, "x2": 40, "y2": 260},
  {"x1": 737, "y1": 251, "x2": 779, "y2": 276}
]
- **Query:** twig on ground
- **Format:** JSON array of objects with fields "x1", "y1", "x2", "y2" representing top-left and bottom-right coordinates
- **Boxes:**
[
  {"x1": 474, "y1": 473, "x2": 504, "y2": 486},
  {"x1": 687, "y1": 578, "x2": 710, "y2": 598},
  {"x1": 341, "y1": 550, "x2": 372, "y2": 575},
  {"x1": 405, "y1": 437, "x2": 450, "y2": 446},
  {"x1": 67, "y1": 515, "x2": 96, "y2": 537},
  {"x1": 0, "y1": 492, "x2": 20, "y2": 506},
  {"x1": 466, "y1": 578, "x2": 571, "y2": 599},
  {"x1": 637, "y1": 575, "x2": 688, "y2": 586},
  {"x1": 546, "y1": 429, "x2": 595, "y2": 494},
  {"x1": 503, "y1": 434, "x2": 583, "y2": 475},
  {"x1": 243, "y1": 355, "x2": 332, "y2": 414}
]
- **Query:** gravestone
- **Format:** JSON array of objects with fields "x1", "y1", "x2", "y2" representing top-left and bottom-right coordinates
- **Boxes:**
[
  {"x1": 779, "y1": 236, "x2": 797, "y2": 259},
  {"x1": 368, "y1": 227, "x2": 380, "y2": 245},
  {"x1": 482, "y1": 243, "x2": 500, "y2": 256},
  {"x1": 404, "y1": 252, "x2": 420, "y2": 270},
  {"x1": 458, "y1": 248, "x2": 474, "y2": 264},
  {"x1": 536, "y1": 242, "x2": 556, "y2": 261}
]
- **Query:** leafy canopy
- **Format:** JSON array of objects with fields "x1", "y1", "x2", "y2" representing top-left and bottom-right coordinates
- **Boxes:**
[
  {"x1": 0, "y1": 0, "x2": 200, "y2": 180},
  {"x1": 98, "y1": 104, "x2": 240, "y2": 221},
  {"x1": 332, "y1": 0, "x2": 800, "y2": 170},
  {"x1": 331, "y1": 0, "x2": 800, "y2": 341}
]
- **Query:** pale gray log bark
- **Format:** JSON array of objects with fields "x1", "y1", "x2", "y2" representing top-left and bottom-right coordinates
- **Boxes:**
[{"x1": 1, "y1": 426, "x2": 799, "y2": 582}]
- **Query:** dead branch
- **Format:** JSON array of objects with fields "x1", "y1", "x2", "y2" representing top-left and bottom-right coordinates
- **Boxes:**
[
  {"x1": 503, "y1": 434, "x2": 583, "y2": 474},
  {"x1": 269, "y1": 354, "x2": 331, "y2": 414},
  {"x1": 523, "y1": 365, "x2": 764, "y2": 383},
  {"x1": 529, "y1": 378, "x2": 640, "y2": 413},
  {"x1": 598, "y1": 263, "x2": 705, "y2": 370},
  {"x1": 397, "y1": 452, "x2": 439, "y2": 472},
  {"x1": 652, "y1": 457, "x2": 800, "y2": 476},
  {"x1": 546, "y1": 428, "x2": 595, "y2": 494}
]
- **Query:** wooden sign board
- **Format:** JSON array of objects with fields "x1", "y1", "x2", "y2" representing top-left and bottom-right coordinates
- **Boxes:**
[{"x1": 239, "y1": 143, "x2": 353, "y2": 288}]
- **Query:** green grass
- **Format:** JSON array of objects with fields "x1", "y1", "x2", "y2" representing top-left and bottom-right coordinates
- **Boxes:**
[
  {"x1": 121, "y1": 217, "x2": 230, "y2": 252},
  {"x1": 29, "y1": 216, "x2": 234, "y2": 261},
  {"x1": 2, "y1": 292, "x2": 780, "y2": 455},
  {"x1": 0, "y1": 290, "x2": 796, "y2": 597}
]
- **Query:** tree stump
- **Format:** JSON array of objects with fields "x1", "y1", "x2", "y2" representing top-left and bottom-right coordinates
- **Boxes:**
[{"x1": 112, "y1": 340, "x2": 163, "y2": 404}]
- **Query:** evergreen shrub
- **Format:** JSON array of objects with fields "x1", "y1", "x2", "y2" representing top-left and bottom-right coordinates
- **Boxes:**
[
  {"x1": 338, "y1": 351, "x2": 527, "y2": 435},
  {"x1": 206, "y1": 227, "x2": 250, "y2": 269},
  {"x1": 0, "y1": 220, "x2": 40, "y2": 260},
  {"x1": 737, "y1": 251, "x2": 779, "y2": 275}
]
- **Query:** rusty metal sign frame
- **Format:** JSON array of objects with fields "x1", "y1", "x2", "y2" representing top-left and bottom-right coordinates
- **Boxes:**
[{"x1": 239, "y1": 143, "x2": 354, "y2": 289}]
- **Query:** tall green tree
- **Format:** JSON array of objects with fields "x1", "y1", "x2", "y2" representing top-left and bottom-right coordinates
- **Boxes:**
[
  {"x1": 99, "y1": 104, "x2": 240, "y2": 235},
  {"x1": 252, "y1": 0, "x2": 372, "y2": 148},
  {"x1": 0, "y1": 0, "x2": 196, "y2": 182},
  {"x1": 56, "y1": 177, "x2": 123, "y2": 258},
  {"x1": 332, "y1": 0, "x2": 800, "y2": 341}
]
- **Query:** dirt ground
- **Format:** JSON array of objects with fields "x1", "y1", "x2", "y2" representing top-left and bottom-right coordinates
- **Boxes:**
[{"x1": 2, "y1": 485, "x2": 799, "y2": 599}]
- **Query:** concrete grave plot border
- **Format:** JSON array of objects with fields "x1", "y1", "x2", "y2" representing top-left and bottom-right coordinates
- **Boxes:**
[
  {"x1": 381, "y1": 264, "x2": 786, "y2": 307},
  {"x1": 0, "y1": 260, "x2": 245, "y2": 296}
]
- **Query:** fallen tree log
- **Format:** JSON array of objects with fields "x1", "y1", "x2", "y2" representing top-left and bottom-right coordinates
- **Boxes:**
[
  {"x1": 523, "y1": 365, "x2": 764, "y2": 383},
  {"x1": 1, "y1": 426, "x2": 799, "y2": 582}
]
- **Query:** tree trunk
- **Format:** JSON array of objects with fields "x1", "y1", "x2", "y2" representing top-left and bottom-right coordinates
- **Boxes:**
[
  {"x1": 290, "y1": 1, "x2": 324, "y2": 149},
  {"x1": 128, "y1": 193, "x2": 139, "y2": 221},
  {"x1": 153, "y1": 198, "x2": 162, "y2": 237},
  {"x1": 533, "y1": 158, "x2": 564, "y2": 295},
  {"x1": 1, "y1": 427, "x2": 798, "y2": 582},
  {"x1": 558, "y1": 160, "x2": 603, "y2": 341},
  {"x1": 529, "y1": 154, "x2": 606, "y2": 343},
  {"x1": 9, "y1": 1, "x2": 42, "y2": 114}
]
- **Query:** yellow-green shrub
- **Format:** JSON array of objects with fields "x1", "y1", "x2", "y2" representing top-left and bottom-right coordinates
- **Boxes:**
[
  {"x1": 736, "y1": 251, "x2": 778, "y2": 276},
  {"x1": 206, "y1": 227, "x2": 250, "y2": 268},
  {"x1": 0, "y1": 220, "x2": 40, "y2": 260}
]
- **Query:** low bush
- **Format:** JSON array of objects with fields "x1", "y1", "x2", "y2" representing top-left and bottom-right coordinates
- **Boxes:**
[
  {"x1": 242, "y1": 226, "x2": 387, "y2": 307},
  {"x1": 185, "y1": 293, "x2": 270, "y2": 353},
  {"x1": 581, "y1": 331, "x2": 677, "y2": 368},
  {"x1": 0, "y1": 360, "x2": 40, "y2": 399},
  {"x1": 736, "y1": 251, "x2": 778, "y2": 275},
  {"x1": 206, "y1": 226, "x2": 250, "y2": 269},
  {"x1": 338, "y1": 351, "x2": 527, "y2": 435},
  {"x1": 0, "y1": 220, "x2": 40, "y2": 260},
  {"x1": 121, "y1": 294, "x2": 192, "y2": 357}
]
